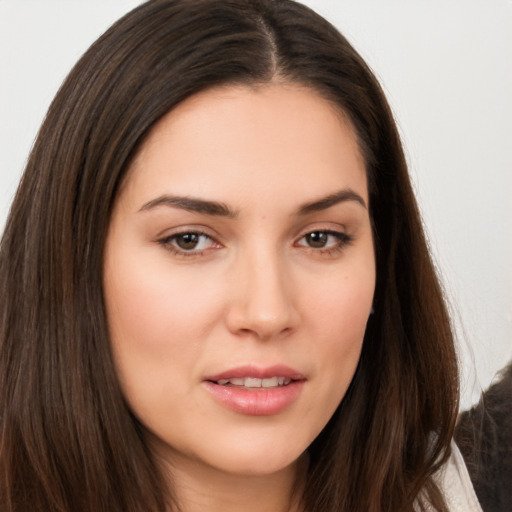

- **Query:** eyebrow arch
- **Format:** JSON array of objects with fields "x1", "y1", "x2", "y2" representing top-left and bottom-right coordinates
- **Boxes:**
[
  {"x1": 298, "y1": 188, "x2": 367, "y2": 215},
  {"x1": 139, "y1": 195, "x2": 237, "y2": 218}
]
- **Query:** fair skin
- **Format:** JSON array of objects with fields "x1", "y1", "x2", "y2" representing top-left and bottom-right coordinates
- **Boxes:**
[{"x1": 103, "y1": 83, "x2": 376, "y2": 512}]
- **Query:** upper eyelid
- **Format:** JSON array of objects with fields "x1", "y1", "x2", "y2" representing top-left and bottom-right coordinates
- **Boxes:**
[
  {"x1": 155, "y1": 222, "x2": 353, "y2": 244},
  {"x1": 156, "y1": 225, "x2": 220, "y2": 242},
  {"x1": 295, "y1": 230, "x2": 352, "y2": 246},
  {"x1": 295, "y1": 229, "x2": 343, "y2": 241},
  {"x1": 156, "y1": 225, "x2": 349, "y2": 239},
  {"x1": 160, "y1": 231, "x2": 220, "y2": 247},
  {"x1": 158, "y1": 232, "x2": 221, "y2": 258},
  {"x1": 293, "y1": 224, "x2": 349, "y2": 240},
  {"x1": 300, "y1": 227, "x2": 346, "y2": 235}
]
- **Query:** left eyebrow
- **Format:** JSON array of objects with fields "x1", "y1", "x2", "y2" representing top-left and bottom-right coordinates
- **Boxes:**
[
  {"x1": 297, "y1": 188, "x2": 367, "y2": 215},
  {"x1": 138, "y1": 195, "x2": 237, "y2": 218}
]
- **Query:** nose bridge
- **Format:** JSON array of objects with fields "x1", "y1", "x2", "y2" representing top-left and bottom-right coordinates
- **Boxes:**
[{"x1": 227, "y1": 241, "x2": 298, "y2": 339}]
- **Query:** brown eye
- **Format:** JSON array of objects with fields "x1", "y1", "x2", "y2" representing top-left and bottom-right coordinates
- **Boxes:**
[
  {"x1": 174, "y1": 233, "x2": 200, "y2": 250},
  {"x1": 158, "y1": 231, "x2": 220, "y2": 256},
  {"x1": 304, "y1": 231, "x2": 328, "y2": 248},
  {"x1": 296, "y1": 230, "x2": 353, "y2": 254}
]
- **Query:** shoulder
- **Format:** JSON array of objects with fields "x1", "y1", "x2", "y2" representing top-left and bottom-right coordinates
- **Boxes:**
[{"x1": 431, "y1": 441, "x2": 483, "y2": 512}]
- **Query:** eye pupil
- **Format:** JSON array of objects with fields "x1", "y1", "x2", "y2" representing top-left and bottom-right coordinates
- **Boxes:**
[
  {"x1": 176, "y1": 233, "x2": 199, "y2": 250},
  {"x1": 306, "y1": 232, "x2": 328, "y2": 248}
]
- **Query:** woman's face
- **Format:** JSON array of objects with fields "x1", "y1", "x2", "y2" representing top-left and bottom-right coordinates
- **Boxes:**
[{"x1": 103, "y1": 84, "x2": 375, "y2": 478}]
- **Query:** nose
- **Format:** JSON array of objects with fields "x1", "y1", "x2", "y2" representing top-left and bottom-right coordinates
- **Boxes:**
[{"x1": 225, "y1": 249, "x2": 300, "y2": 340}]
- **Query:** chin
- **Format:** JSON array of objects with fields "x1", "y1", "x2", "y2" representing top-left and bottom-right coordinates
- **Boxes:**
[
  {"x1": 207, "y1": 448, "x2": 304, "y2": 478},
  {"x1": 186, "y1": 431, "x2": 309, "y2": 478}
]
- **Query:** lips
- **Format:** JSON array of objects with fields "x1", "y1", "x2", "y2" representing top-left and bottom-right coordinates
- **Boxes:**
[
  {"x1": 203, "y1": 365, "x2": 305, "y2": 416},
  {"x1": 216, "y1": 376, "x2": 292, "y2": 388}
]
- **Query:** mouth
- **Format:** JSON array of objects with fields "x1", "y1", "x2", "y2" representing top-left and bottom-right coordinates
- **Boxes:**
[
  {"x1": 203, "y1": 365, "x2": 305, "y2": 415},
  {"x1": 213, "y1": 376, "x2": 293, "y2": 389}
]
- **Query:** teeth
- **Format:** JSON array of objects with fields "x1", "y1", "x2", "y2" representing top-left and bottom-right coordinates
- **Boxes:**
[
  {"x1": 262, "y1": 377, "x2": 278, "y2": 387},
  {"x1": 244, "y1": 377, "x2": 262, "y2": 388},
  {"x1": 216, "y1": 376, "x2": 292, "y2": 388}
]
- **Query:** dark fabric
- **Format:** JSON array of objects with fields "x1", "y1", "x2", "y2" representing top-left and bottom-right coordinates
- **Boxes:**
[{"x1": 455, "y1": 363, "x2": 512, "y2": 512}]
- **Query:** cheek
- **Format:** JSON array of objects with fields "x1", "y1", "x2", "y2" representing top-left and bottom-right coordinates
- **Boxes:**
[
  {"x1": 103, "y1": 256, "x2": 225, "y2": 427},
  {"x1": 102, "y1": 251, "x2": 228, "y2": 417},
  {"x1": 306, "y1": 261, "x2": 374, "y2": 337},
  {"x1": 105, "y1": 255, "x2": 220, "y2": 353},
  {"x1": 302, "y1": 260, "x2": 374, "y2": 403}
]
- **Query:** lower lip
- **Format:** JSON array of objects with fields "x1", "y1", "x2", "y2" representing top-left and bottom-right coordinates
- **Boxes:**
[{"x1": 203, "y1": 381, "x2": 304, "y2": 416}]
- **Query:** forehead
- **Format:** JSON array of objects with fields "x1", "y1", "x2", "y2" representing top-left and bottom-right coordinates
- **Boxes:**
[{"x1": 122, "y1": 83, "x2": 368, "y2": 211}]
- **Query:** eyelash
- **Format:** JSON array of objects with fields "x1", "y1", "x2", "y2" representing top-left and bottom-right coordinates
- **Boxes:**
[
  {"x1": 158, "y1": 230, "x2": 218, "y2": 258},
  {"x1": 157, "y1": 229, "x2": 353, "y2": 258},
  {"x1": 295, "y1": 230, "x2": 354, "y2": 256}
]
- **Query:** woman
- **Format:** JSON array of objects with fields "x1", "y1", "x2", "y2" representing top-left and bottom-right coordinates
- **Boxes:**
[{"x1": 0, "y1": 1, "x2": 481, "y2": 511}]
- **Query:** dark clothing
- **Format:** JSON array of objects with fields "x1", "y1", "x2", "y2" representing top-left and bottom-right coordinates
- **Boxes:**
[{"x1": 455, "y1": 363, "x2": 512, "y2": 512}]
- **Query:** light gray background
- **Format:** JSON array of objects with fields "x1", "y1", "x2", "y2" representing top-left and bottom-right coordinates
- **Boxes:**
[{"x1": 0, "y1": 0, "x2": 511, "y2": 409}]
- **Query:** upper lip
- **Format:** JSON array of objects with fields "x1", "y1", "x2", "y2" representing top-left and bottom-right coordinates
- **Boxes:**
[{"x1": 204, "y1": 364, "x2": 305, "y2": 382}]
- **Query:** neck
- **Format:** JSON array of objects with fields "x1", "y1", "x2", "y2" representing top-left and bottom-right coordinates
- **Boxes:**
[{"x1": 160, "y1": 452, "x2": 308, "y2": 512}]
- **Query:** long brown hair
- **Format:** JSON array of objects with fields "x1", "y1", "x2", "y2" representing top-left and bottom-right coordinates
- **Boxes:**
[{"x1": 0, "y1": 1, "x2": 459, "y2": 511}]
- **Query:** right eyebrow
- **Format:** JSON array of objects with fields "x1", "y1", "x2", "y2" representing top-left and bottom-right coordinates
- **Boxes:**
[
  {"x1": 297, "y1": 188, "x2": 367, "y2": 215},
  {"x1": 138, "y1": 195, "x2": 238, "y2": 218}
]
